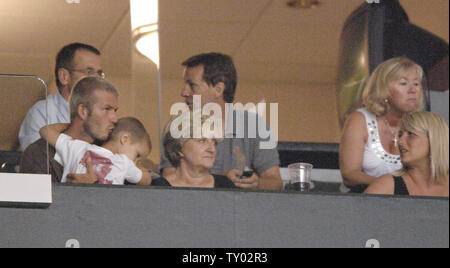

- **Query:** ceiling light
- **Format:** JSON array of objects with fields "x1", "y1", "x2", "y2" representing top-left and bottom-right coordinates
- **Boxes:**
[
  {"x1": 130, "y1": 0, "x2": 160, "y2": 67},
  {"x1": 286, "y1": 0, "x2": 320, "y2": 9}
]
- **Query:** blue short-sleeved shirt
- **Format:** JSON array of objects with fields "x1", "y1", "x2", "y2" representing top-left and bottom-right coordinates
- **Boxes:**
[{"x1": 19, "y1": 92, "x2": 70, "y2": 150}]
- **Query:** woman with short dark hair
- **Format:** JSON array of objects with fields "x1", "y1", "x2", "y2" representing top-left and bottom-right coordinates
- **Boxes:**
[{"x1": 152, "y1": 115, "x2": 235, "y2": 189}]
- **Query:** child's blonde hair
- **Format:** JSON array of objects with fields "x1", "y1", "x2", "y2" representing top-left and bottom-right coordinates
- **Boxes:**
[{"x1": 110, "y1": 117, "x2": 151, "y2": 150}]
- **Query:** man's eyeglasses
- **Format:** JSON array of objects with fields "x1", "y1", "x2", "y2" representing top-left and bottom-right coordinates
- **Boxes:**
[{"x1": 66, "y1": 68, "x2": 106, "y2": 79}]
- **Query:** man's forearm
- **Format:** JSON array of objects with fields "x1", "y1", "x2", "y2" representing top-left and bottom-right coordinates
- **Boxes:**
[
  {"x1": 258, "y1": 166, "x2": 283, "y2": 190},
  {"x1": 259, "y1": 176, "x2": 283, "y2": 190},
  {"x1": 162, "y1": 167, "x2": 176, "y2": 178}
]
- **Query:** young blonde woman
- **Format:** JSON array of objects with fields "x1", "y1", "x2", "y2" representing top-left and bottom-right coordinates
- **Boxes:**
[
  {"x1": 339, "y1": 57, "x2": 424, "y2": 193},
  {"x1": 365, "y1": 111, "x2": 449, "y2": 197}
]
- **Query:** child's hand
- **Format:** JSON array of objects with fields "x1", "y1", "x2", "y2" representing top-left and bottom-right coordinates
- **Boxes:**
[{"x1": 137, "y1": 168, "x2": 152, "y2": 186}]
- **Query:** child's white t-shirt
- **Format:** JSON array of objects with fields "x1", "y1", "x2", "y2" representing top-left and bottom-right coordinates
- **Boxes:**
[{"x1": 54, "y1": 133, "x2": 142, "y2": 185}]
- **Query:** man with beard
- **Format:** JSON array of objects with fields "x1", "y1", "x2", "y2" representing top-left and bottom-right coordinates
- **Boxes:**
[{"x1": 20, "y1": 77, "x2": 119, "y2": 183}]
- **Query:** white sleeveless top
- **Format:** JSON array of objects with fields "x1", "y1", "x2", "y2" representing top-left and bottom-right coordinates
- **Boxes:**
[
  {"x1": 340, "y1": 108, "x2": 402, "y2": 193},
  {"x1": 358, "y1": 108, "x2": 402, "y2": 177}
]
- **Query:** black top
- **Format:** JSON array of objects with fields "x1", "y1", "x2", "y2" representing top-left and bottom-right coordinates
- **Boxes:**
[
  {"x1": 152, "y1": 174, "x2": 236, "y2": 189},
  {"x1": 393, "y1": 176, "x2": 410, "y2": 196},
  {"x1": 349, "y1": 184, "x2": 369, "y2": 194}
]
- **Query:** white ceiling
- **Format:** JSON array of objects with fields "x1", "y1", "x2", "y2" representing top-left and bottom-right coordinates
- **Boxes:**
[{"x1": 0, "y1": 0, "x2": 448, "y2": 86}]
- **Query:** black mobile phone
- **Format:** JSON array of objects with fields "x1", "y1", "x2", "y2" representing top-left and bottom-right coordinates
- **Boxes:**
[{"x1": 242, "y1": 170, "x2": 254, "y2": 178}]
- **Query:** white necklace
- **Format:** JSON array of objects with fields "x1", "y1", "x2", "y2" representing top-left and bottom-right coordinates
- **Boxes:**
[{"x1": 383, "y1": 118, "x2": 398, "y2": 147}]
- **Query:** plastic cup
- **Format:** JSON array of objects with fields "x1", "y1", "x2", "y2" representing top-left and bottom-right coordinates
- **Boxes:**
[{"x1": 288, "y1": 163, "x2": 313, "y2": 192}]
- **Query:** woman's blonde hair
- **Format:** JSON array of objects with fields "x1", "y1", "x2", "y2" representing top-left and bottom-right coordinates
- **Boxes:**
[
  {"x1": 362, "y1": 56, "x2": 424, "y2": 116},
  {"x1": 398, "y1": 111, "x2": 449, "y2": 184}
]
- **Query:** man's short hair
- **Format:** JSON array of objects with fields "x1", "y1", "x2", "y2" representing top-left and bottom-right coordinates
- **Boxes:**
[
  {"x1": 55, "y1": 43, "x2": 101, "y2": 90},
  {"x1": 69, "y1": 77, "x2": 118, "y2": 121},
  {"x1": 110, "y1": 117, "x2": 152, "y2": 150},
  {"x1": 182, "y1": 52, "x2": 237, "y2": 103}
]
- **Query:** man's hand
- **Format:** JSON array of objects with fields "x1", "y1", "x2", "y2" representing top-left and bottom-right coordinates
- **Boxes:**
[
  {"x1": 66, "y1": 158, "x2": 98, "y2": 184},
  {"x1": 226, "y1": 168, "x2": 259, "y2": 189}
]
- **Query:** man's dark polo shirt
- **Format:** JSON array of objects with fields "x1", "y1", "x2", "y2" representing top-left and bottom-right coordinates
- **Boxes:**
[{"x1": 20, "y1": 138, "x2": 63, "y2": 182}]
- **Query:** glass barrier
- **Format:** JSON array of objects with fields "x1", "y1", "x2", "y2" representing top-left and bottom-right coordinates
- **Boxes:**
[{"x1": 0, "y1": 74, "x2": 48, "y2": 174}]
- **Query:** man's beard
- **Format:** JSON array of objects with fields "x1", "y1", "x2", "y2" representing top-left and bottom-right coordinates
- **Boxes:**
[
  {"x1": 83, "y1": 117, "x2": 109, "y2": 143},
  {"x1": 93, "y1": 131, "x2": 113, "y2": 146}
]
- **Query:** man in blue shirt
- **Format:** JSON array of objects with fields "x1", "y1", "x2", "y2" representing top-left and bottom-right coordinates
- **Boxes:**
[{"x1": 18, "y1": 43, "x2": 105, "y2": 151}]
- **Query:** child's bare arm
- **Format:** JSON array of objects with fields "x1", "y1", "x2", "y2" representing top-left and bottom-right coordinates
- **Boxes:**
[
  {"x1": 39, "y1": 123, "x2": 70, "y2": 147},
  {"x1": 137, "y1": 168, "x2": 152, "y2": 186}
]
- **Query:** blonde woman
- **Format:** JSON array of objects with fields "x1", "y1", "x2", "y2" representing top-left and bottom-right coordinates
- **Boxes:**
[
  {"x1": 365, "y1": 111, "x2": 449, "y2": 197},
  {"x1": 339, "y1": 57, "x2": 424, "y2": 193}
]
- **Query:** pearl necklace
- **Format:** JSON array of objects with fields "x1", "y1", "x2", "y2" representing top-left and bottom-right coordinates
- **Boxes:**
[{"x1": 382, "y1": 118, "x2": 399, "y2": 148}]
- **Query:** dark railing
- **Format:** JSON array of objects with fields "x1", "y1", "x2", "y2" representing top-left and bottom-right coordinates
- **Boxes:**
[
  {"x1": 277, "y1": 142, "x2": 339, "y2": 169},
  {"x1": 0, "y1": 184, "x2": 448, "y2": 247}
]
